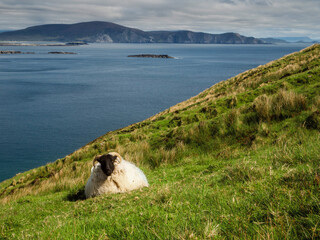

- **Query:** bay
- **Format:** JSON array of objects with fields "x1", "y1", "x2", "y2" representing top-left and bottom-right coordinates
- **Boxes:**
[{"x1": 0, "y1": 43, "x2": 311, "y2": 181}]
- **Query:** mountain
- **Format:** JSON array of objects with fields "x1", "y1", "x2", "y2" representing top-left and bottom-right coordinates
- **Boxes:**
[
  {"x1": 0, "y1": 21, "x2": 148, "y2": 42},
  {"x1": 0, "y1": 21, "x2": 264, "y2": 44},
  {"x1": 0, "y1": 44, "x2": 319, "y2": 239}
]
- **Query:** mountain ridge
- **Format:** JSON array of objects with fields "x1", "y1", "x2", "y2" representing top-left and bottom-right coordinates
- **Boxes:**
[{"x1": 0, "y1": 21, "x2": 263, "y2": 44}]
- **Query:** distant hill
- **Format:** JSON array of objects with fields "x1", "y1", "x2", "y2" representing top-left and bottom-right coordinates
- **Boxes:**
[
  {"x1": 0, "y1": 21, "x2": 264, "y2": 44},
  {"x1": 260, "y1": 36, "x2": 320, "y2": 44},
  {"x1": 260, "y1": 37, "x2": 288, "y2": 44},
  {"x1": 278, "y1": 36, "x2": 315, "y2": 43}
]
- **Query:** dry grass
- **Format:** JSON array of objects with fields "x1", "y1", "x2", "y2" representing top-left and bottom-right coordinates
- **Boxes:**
[
  {"x1": 0, "y1": 161, "x2": 91, "y2": 204},
  {"x1": 115, "y1": 140, "x2": 150, "y2": 166},
  {"x1": 254, "y1": 89, "x2": 307, "y2": 121},
  {"x1": 253, "y1": 94, "x2": 273, "y2": 121}
]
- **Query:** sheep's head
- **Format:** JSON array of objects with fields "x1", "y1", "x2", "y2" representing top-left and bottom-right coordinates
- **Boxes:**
[{"x1": 93, "y1": 152, "x2": 122, "y2": 176}]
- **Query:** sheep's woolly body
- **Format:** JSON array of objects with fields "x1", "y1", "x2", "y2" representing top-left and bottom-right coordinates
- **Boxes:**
[{"x1": 85, "y1": 158, "x2": 149, "y2": 198}]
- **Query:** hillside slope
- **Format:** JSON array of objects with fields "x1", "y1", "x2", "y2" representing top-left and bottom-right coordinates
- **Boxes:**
[
  {"x1": 0, "y1": 44, "x2": 319, "y2": 239},
  {"x1": 0, "y1": 21, "x2": 263, "y2": 44}
]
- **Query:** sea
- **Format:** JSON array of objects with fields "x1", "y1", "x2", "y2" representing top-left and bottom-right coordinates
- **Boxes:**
[{"x1": 0, "y1": 43, "x2": 312, "y2": 182}]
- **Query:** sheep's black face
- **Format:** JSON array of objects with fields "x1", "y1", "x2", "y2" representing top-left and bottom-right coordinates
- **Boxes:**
[{"x1": 97, "y1": 154, "x2": 117, "y2": 176}]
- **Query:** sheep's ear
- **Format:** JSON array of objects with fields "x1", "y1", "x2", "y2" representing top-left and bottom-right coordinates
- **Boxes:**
[
  {"x1": 111, "y1": 155, "x2": 118, "y2": 162},
  {"x1": 98, "y1": 155, "x2": 115, "y2": 176}
]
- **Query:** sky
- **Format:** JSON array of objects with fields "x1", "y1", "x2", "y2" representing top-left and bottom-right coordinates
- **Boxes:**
[{"x1": 0, "y1": 0, "x2": 319, "y2": 39}]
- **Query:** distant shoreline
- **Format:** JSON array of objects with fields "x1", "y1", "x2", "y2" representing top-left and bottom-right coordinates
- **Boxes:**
[
  {"x1": 0, "y1": 50, "x2": 77, "y2": 54},
  {"x1": 0, "y1": 42, "x2": 87, "y2": 46}
]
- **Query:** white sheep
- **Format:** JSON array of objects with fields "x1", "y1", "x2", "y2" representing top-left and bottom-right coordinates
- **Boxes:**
[{"x1": 85, "y1": 152, "x2": 149, "y2": 198}]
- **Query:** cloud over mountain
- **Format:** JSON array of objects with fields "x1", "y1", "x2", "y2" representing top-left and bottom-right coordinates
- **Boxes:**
[{"x1": 0, "y1": 0, "x2": 319, "y2": 38}]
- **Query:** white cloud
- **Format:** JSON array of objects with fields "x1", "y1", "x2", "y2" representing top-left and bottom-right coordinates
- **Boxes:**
[{"x1": 0, "y1": 0, "x2": 319, "y2": 39}]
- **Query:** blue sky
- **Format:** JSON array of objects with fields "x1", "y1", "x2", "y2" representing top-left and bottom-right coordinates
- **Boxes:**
[{"x1": 0, "y1": 0, "x2": 319, "y2": 39}]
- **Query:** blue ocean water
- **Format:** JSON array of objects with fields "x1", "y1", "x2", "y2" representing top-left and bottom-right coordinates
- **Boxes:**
[{"x1": 0, "y1": 43, "x2": 311, "y2": 181}]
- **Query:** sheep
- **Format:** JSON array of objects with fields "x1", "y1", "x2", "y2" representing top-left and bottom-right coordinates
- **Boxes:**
[{"x1": 85, "y1": 152, "x2": 149, "y2": 198}]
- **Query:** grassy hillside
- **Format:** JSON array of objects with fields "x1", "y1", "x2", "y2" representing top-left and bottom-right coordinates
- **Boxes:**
[{"x1": 1, "y1": 44, "x2": 320, "y2": 239}]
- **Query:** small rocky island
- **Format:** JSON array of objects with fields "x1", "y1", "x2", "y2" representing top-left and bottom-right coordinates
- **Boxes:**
[
  {"x1": 48, "y1": 51, "x2": 77, "y2": 54},
  {"x1": 0, "y1": 50, "x2": 34, "y2": 54},
  {"x1": 128, "y1": 54, "x2": 174, "y2": 59}
]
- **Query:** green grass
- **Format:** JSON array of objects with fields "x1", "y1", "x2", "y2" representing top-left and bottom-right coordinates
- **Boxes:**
[
  {"x1": 0, "y1": 44, "x2": 320, "y2": 239},
  {"x1": 1, "y1": 141, "x2": 319, "y2": 239}
]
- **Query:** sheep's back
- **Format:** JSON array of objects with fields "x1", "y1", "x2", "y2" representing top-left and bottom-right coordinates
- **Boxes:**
[{"x1": 114, "y1": 160, "x2": 149, "y2": 190}]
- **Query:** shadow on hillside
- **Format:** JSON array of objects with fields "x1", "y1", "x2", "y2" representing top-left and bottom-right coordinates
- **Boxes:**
[{"x1": 65, "y1": 188, "x2": 86, "y2": 202}]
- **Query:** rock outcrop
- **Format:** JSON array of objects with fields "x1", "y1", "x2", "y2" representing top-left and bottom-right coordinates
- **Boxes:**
[
  {"x1": 0, "y1": 50, "x2": 34, "y2": 54},
  {"x1": 48, "y1": 52, "x2": 77, "y2": 54},
  {"x1": 128, "y1": 54, "x2": 174, "y2": 58}
]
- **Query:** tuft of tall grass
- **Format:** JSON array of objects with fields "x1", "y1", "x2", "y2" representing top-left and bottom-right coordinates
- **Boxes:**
[
  {"x1": 253, "y1": 94, "x2": 273, "y2": 121},
  {"x1": 273, "y1": 89, "x2": 307, "y2": 118},
  {"x1": 253, "y1": 89, "x2": 307, "y2": 121}
]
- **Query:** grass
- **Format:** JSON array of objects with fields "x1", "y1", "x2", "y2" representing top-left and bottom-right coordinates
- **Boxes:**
[{"x1": 0, "y1": 44, "x2": 319, "y2": 239}]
